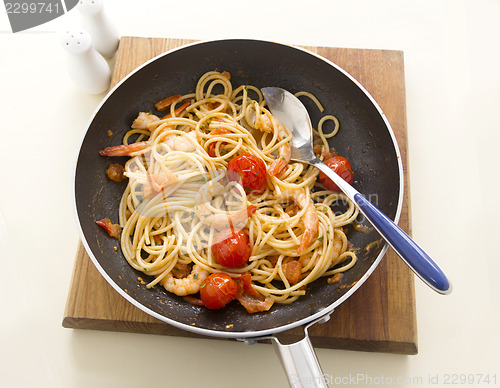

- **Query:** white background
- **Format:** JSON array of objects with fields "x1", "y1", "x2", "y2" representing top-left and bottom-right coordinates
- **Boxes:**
[{"x1": 0, "y1": 0, "x2": 499, "y2": 387}]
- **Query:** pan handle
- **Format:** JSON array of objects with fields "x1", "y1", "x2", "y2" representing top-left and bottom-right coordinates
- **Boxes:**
[{"x1": 271, "y1": 316, "x2": 330, "y2": 387}]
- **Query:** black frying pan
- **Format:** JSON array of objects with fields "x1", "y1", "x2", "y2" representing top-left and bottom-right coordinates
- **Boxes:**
[{"x1": 74, "y1": 39, "x2": 403, "y2": 386}]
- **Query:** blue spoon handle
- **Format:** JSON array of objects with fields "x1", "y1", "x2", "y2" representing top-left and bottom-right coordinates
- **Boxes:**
[
  {"x1": 313, "y1": 158, "x2": 451, "y2": 294},
  {"x1": 354, "y1": 193, "x2": 451, "y2": 294}
]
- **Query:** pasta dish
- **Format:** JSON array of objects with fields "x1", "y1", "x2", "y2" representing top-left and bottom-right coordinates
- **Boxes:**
[{"x1": 97, "y1": 70, "x2": 358, "y2": 313}]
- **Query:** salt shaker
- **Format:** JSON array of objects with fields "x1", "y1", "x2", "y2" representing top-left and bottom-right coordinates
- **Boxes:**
[
  {"x1": 77, "y1": 0, "x2": 120, "y2": 59},
  {"x1": 60, "y1": 28, "x2": 111, "y2": 95}
]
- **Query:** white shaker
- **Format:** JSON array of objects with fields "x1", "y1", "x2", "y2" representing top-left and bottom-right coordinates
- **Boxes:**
[
  {"x1": 60, "y1": 28, "x2": 111, "y2": 94},
  {"x1": 77, "y1": 0, "x2": 120, "y2": 59}
]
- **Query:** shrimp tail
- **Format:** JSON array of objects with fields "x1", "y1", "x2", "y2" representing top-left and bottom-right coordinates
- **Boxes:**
[
  {"x1": 161, "y1": 101, "x2": 190, "y2": 119},
  {"x1": 99, "y1": 141, "x2": 151, "y2": 157},
  {"x1": 154, "y1": 94, "x2": 182, "y2": 111}
]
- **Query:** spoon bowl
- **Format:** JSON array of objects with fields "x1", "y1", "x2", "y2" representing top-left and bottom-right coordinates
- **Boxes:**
[{"x1": 261, "y1": 86, "x2": 452, "y2": 295}]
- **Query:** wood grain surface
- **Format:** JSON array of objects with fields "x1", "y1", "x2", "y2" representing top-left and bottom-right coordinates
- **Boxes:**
[{"x1": 63, "y1": 37, "x2": 417, "y2": 354}]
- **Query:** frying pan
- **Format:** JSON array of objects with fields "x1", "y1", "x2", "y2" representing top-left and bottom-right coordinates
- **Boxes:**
[{"x1": 74, "y1": 39, "x2": 403, "y2": 387}]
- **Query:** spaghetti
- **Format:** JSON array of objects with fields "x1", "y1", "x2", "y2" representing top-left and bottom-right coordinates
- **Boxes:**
[{"x1": 99, "y1": 71, "x2": 359, "y2": 310}]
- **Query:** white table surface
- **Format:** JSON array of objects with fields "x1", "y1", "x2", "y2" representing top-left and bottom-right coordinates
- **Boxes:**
[{"x1": 1, "y1": 1, "x2": 499, "y2": 387}]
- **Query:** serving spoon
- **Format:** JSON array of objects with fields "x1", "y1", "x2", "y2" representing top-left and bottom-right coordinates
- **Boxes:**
[{"x1": 261, "y1": 87, "x2": 451, "y2": 295}]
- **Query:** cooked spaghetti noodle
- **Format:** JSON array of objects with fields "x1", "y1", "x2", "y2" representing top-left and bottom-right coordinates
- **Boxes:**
[{"x1": 103, "y1": 71, "x2": 358, "y2": 308}]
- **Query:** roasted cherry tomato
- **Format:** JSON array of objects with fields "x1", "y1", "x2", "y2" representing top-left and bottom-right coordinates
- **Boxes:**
[
  {"x1": 318, "y1": 156, "x2": 354, "y2": 191},
  {"x1": 235, "y1": 273, "x2": 259, "y2": 296},
  {"x1": 227, "y1": 154, "x2": 267, "y2": 194},
  {"x1": 211, "y1": 228, "x2": 252, "y2": 268},
  {"x1": 200, "y1": 273, "x2": 238, "y2": 310}
]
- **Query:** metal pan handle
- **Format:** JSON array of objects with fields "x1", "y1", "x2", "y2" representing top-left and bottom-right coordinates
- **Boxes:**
[{"x1": 271, "y1": 316, "x2": 330, "y2": 387}]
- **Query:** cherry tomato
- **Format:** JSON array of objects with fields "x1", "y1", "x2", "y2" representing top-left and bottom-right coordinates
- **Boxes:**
[
  {"x1": 211, "y1": 228, "x2": 252, "y2": 268},
  {"x1": 235, "y1": 273, "x2": 259, "y2": 296},
  {"x1": 200, "y1": 273, "x2": 238, "y2": 310},
  {"x1": 318, "y1": 156, "x2": 354, "y2": 191},
  {"x1": 227, "y1": 154, "x2": 267, "y2": 194}
]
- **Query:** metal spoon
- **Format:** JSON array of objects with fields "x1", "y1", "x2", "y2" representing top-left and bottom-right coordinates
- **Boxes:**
[{"x1": 261, "y1": 87, "x2": 451, "y2": 295}]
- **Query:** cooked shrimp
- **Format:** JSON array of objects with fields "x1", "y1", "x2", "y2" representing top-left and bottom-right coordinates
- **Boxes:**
[
  {"x1": 100, "y1": 130, "x2": 197, "y2": 157},
  {"x1": 267, "y1": 119, "x2": 292, "y2": 177},
  {"x1": 160, "y1": 264, "x2": 209, "y2": 296},
  {"x1": 144, "y1": 170, "x2": 178, "y2": 197},
  {"x1": 99, "y1": 141, "x2": 151, "y2": 157},
  {"x1": 205, "y1": 127, "x2": 230, "y2": 157},
  {"x1": 161, "y1": 101, "x2": 190, "y2": 119},
  {"x1": 96, "y1": 218, "x2": 121, "y2": 239},
  {"x1": 299, "y1": 230, "x2": 343, "y2": 270},
  {"x1": 298, "y1": 253, "x2": 314, "y2": 268},
  {"x1": 163, "y1": 130, "x2": 198, "y2": 152},
  {"x1": 293, "y1": 189, "x2": 319, "y2": 255},
  {"x1": 131, "y1": 112, "x2": 160, "y2": 129},
  {"x1": 282, "y1": 259, "x2": 302, "y2": 284},
  {"x1": 195, "y1": 181, "x2": 256, "y2": 230},
  {"x1": 277, "y1": 188, "x2": 319, "y2": 255},
  {"x1": 154, "y1": 94, "x2": 182, "y2": 112},
  {"x1": 199, "y1": 204, "x2": 257, "y2": 230},
  {"x1": 329, "y1": 229, "x2": 343, "y2": 261},
  {"x1": 254, "y1": 109, "x2": 291, "y2": 177}
]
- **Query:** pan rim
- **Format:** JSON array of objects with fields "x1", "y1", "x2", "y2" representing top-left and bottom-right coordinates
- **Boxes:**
[{"x1": 73, "y1": 38, "x2": 404, "y2": 339}]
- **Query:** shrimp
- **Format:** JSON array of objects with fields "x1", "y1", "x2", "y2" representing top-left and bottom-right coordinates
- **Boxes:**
[
  {"x1": 163, "y1": 130, "x2": 197, "y2": 152},
  {"x1": 254, "y1": 109, "x2": 291, "y2": 177},
  {"x1": 160, "y1": 264, "x2": 209, "y2": 296},
  {"x1": 161, "y1": 101, "x2": 190, "y2": 119},
  {"x1": 131, "y1": 112, "x2": 160, "y2": 130},
  {"x1": 282, "y1": 259, "x2": 302, "y2": 284},
  {"x1": 298, "y1": 253, "x2": 314, "y2": 268},
  {"x1": 154, "y1": 94, "x2": 182, "y2": 112},
  {"x1": 330, "y1": 231, "x2": 343, "y2": 261},
  {"x1": 299, "y1": 231, "x2": 342, "y2": 270},
  {"x1": 276, "y1": 188, "x2": 319, "y2": 255},
  {"x1": 205, "y1": 127, "x2": 230, "y2": 157},
  {"x1": 100, "y1": 113, "x2": 158, "y2": 157},
  {"x1": 96, "y1": 218, "x2": 121, "y2": 239},
  {"x1": 99, "y1": 141, "x2": 151, "y2": 157},
  {"x1": 144, "y1": 170, "x2": 178, "y2": 197},
  {"x1": 195, "y1": 181, "x2": 256, "y2": 231},
  {"x1": 100, "y1": 130, "x2": 197, "y2": 157},
  {"x1": 199, "y1": 204, "x2": 257, "y2": 231}
]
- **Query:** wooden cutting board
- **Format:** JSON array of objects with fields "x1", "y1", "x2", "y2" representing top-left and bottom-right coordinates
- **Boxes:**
[{"x1": 63, "y1": 37, "x2": 417, "y2": 355}]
